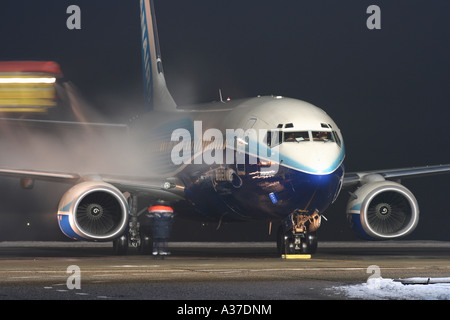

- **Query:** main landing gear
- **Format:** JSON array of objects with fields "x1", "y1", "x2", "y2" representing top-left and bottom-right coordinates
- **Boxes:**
[
  {"x1": 112, "y1": 219, "x2": 153, "y2": 255},
  {"x1": 277, "y1": 210, "x2": 321, "y2": 255},
  {"x1": 112, "y1": 193, "x2": 152, "y2": 255},
  {"x1": 112, "y1": 195, "x2": 174, "y2": 256}
]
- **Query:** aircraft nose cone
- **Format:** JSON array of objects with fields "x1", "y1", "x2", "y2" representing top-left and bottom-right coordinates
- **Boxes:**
[{"x1": 282, "y1": 143, "x2": 343, "y2": 175}]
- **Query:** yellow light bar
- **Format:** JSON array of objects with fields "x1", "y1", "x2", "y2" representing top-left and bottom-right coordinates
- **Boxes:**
[
  {"x1": 0, "y1": 87, "x2": 55, "y2": 99},
  {"x1": 281, "y1": 254, "x2": 312, "y2": 259},
  {"x1": 0, "y1": 83, "x2": 54, "y2": 89},
  {"x1": 0, "y1": 98, "x2": 56, "y2": 107},
  {"x1": 0, "y1": 107, "x2": 48, "y2": 113},
  {"x1": 0, "y1": 77, "x2": 56, "y2": 84}
]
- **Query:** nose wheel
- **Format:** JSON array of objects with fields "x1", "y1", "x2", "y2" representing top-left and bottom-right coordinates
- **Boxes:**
[
  {"x1": 277, "y1": 227, "x2": 318, "y2": 255},
  {"x1": 277, "y1": 211, "x2": 321, "y2": 255}
]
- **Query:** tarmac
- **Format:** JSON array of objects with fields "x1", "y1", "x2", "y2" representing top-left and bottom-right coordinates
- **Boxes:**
[{"x1": 0, "y1": 240, "x2": 448, "y2": 302}]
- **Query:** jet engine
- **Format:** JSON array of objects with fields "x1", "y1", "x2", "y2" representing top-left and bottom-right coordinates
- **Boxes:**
[
  {"x1": 346, "y1": 180, "x2": 419, "y2": 240},
  {"x1": 57, "y1": 181, "x2": 129, "y2": 241}
]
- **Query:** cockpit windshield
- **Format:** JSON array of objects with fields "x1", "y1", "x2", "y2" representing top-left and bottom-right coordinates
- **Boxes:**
[
  {"x1": 284, "y1": 131, "x2": 310, "y2": 142},
  {"x1": 266, "y1": 129, "x2": 341, "y2": 148},
  {"x1": 312, "y1": 131, "x2": 334, "y2": 142}
]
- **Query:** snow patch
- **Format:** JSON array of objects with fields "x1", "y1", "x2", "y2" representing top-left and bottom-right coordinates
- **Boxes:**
[{"x1": 333, "y1": 277, "x2": 450, "y2": 300}]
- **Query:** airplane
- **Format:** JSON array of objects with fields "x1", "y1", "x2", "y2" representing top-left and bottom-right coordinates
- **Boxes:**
[{"x1": 1, "y1": 0, "x2": 449, "y2": 255}]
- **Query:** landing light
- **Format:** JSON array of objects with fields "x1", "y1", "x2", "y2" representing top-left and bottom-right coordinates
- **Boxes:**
[{"x1": 163, "y1": 181, "x2": 175, "y2": 189}]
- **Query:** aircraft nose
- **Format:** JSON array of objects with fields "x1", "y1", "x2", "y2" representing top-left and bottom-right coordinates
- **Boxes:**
[
  {"x1": 310, "y1": 149, "x2": 337, "y2": 174},
  {"x1": 281, "y1": 143, "x2": 343, "y2": 175}
]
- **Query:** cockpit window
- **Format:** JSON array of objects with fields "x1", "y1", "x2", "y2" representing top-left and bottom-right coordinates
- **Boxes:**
[
  {"x1": 284, "y1": 131, "x2": 310, "y2": 142},
  {"x1": 266, "y1": 129, "x2": 342, "y2": 148},
  {"x1": 332, "y1": 131, "x2": 342, "y2": 147},
  {"x1": 312, "y1": 131, "x2": 334, "y2": 142},
  {"x1": 265, "y1": 130, "x2": 282, "y2": 147}
]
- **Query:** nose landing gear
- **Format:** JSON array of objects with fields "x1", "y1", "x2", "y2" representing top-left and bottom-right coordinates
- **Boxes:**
[{"x1": 277, "y1": 210, "x2": 320, "y2": 255}]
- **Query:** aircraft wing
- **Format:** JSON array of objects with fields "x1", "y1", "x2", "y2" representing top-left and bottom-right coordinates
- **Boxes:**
[
  {"x1": 0, "y1": 168, "x2": 185, "y2": 201},
  {"x1": 101, "y1": 174, "x2": 185, "y2": 201},
  {"x1": 0, "y1": 168, "x2": 80, "y2": 184},
  {"x1": 343, "y1": 164, "x2": 450, "y2": 188}
]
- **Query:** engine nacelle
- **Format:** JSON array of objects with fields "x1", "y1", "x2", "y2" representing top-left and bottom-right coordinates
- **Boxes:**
[
  {"x1": 347, "y1": 180, "x2": 419, "y2": 240},
  {"x1": 57, "y1": 181, "x2": 129, "y2": 241}
]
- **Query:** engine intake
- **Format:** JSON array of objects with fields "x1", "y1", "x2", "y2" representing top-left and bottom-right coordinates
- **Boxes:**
[
  {"x1": 58, "y1": 181, "x2": 129, "y2": 241},
  {"x1": 347, "y1": 181, "x2": 419, "y2": 239}
]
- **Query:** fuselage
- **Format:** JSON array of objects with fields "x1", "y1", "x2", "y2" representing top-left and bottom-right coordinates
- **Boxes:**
[{"x1": 131, "y1": 96, "x2": 345, "y2": 223}]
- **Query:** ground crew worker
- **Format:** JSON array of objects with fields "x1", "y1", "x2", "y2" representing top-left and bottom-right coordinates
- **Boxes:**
[{"x1": 147, "y1": 201, "x2": 174, "y2": 258}]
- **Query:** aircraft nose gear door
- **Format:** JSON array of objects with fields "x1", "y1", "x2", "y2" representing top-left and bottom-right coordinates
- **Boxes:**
[{"x1": 277, "y1": 210, "x2": 320, "y2": 255}]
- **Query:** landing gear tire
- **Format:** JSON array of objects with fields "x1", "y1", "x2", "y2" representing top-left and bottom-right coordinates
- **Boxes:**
[
  {"x1": 305, "y1": 232, "x2": 318, "y2": 254},
  {"x1": 276, "y1": 226, "x2": 285, "y2": 255},
  {"x1": 138, "y1": 233, "x2": 153, "y2": 255},
  {"x1": 277, "y1": 226, "x2": 318, "y2": 255},
  {"x1": 113, "y1": 234, "x2": 128, "y2": 255}
]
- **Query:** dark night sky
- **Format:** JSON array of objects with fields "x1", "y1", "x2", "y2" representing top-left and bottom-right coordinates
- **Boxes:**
[{"x1": 0, "y1": 0, "x2": 449, "y2": 241}]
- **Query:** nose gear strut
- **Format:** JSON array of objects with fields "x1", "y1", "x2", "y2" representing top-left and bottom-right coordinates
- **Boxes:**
[{"x1": 277, "y1": 209, "x2": 321, "y2": 255}]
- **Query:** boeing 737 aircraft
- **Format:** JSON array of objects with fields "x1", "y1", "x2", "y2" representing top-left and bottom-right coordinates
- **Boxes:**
[{"x1": 1, "y1": 0, "x2": 449, "y2": 255}]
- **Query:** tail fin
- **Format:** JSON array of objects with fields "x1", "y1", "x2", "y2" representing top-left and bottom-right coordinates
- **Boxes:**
[{"x1": 140, "y1": 0, "x2": 177, "y2": 111}]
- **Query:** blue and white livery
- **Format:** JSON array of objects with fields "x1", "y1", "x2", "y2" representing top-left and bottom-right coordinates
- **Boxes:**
[{"x1": 0, "y1": 0, "x2": 449, "y2": 254}]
